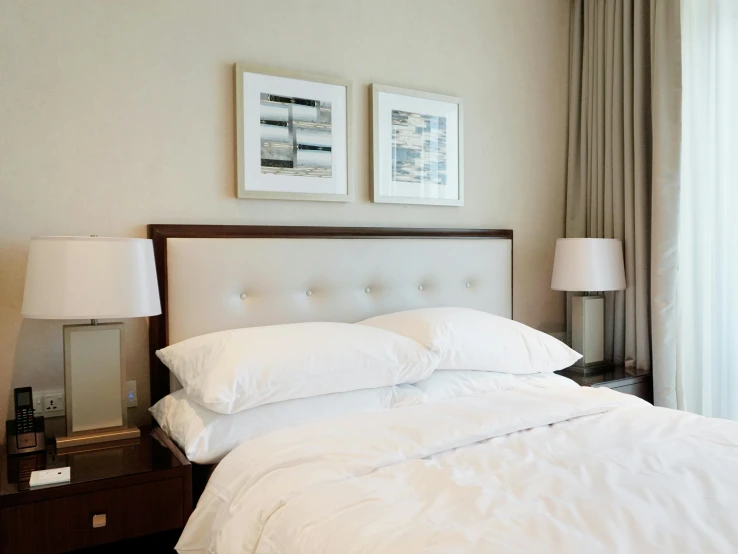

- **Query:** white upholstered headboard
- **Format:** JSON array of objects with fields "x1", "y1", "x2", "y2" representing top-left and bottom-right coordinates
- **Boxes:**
[{"x1": 148, "y1": 225, "x2": 513, "y2": 402}]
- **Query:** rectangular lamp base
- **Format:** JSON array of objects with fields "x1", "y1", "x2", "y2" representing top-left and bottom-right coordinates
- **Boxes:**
[
  {"x1": 56, "y1": 426, "x2": 140, "y2": 450},
  {"x1": 571, "y1": 294, "x2": 605, "y2": 368}
]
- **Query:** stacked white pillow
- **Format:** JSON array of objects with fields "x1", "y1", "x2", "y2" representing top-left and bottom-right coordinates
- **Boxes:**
[{"x1": 152, "y1": 308, "x2": 581, "y2": 463}]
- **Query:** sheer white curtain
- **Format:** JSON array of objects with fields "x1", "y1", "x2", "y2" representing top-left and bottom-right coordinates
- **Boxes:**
[{"x1": 679, "y1": 0, "x2": 738, "y2": 418}]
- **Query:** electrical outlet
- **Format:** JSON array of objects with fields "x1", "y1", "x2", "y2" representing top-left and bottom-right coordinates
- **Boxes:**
[
  {"x1": 126, "y1": 380, "x2": 137, "y2": 408},
  {"x1": 42, "y1": 390, "x2": 65, "y2": 418}
]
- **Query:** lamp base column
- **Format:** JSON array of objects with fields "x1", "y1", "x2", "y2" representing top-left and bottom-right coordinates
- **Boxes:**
[{"x1": 570, "y1": 294, "x2": 606, "y2": 372}]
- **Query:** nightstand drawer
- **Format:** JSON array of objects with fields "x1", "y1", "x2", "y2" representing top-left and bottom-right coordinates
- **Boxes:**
[
  {"x1": 606, "y1": 381, "x2": 652, "y2": 401},
  {"x1": 0, "y1": 478, "x2": 183, "y2": 554}
]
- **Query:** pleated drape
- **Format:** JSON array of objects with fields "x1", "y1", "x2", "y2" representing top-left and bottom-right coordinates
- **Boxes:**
[
  {"x1": 650, "y1": 0, "x2": 682, "y2": 408},
  {"x1": 565, "y1": 0, "x2": 680, "y2": 380}
]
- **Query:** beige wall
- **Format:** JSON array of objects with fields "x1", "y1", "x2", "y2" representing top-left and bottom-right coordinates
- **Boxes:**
[{"x1": 0, "y1": 0, "x2": 570, "y2": 434}]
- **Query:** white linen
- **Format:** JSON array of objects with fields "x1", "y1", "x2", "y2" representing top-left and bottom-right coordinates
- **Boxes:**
[
  {"x1": 149, "y1": 384, "x2": 420, "y2": 465},
  {"x1": 156, "y1": 322, "x2": 439, "y2": 414},
  {"x1": 359, "y1": 307, "x2": 581, "y2": 373},
  {"x1": 177, "y1": 381, "x2": 738, "y2": 554}
]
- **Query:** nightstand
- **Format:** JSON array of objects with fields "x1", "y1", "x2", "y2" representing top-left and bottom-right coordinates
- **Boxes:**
[
  {"x1": 556, "y1": 364, "x2": 653, "y2": 403},
  {"x1": 0, "y1": 427, "x2": 191, "y2": 554}
]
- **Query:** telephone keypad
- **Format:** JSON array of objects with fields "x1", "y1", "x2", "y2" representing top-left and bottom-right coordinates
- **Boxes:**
[{"x1": 15, "y1": 408, "x2": 35, "y2": 434}]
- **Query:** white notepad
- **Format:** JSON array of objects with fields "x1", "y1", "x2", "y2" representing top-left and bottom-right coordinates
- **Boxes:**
[{"x1": 29, "y1": 467, "x2": 71, "y2": 488}]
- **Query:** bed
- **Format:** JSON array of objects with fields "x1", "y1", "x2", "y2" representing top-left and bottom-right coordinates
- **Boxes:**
[{"x1": 147, "y1": 224, "x2": 738, "y2": 554}]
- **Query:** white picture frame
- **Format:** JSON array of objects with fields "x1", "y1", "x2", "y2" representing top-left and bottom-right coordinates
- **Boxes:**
[
  {"x1": 235, "y1": 64, "x2": 353, "y2": 202},
  {"x1": 371, "y1": 84, "x2": 464, "y2": 206}
]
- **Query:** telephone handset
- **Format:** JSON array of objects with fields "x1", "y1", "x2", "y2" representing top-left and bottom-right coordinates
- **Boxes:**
[
  {"x1": 14, "y1": 387, "x2": 36, "y2": 448},
  {"x1": 6, "y1": 387, "x2": 46, "y2": 456}
]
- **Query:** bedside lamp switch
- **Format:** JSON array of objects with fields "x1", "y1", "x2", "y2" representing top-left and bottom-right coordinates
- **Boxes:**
[
  {"x1": 92, "y1": 514, "x2": 107, "y2": 528},
  {"x1": 126, "y1": 380, "x2": 137, "y2": 408}
]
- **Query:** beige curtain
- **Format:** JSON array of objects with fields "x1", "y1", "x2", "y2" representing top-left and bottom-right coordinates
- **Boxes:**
[
  {"x1": 566, "y1": 0, "x2": 680, "y2": 380},
  {"x1": 649, "y1": 1, "x2": 681, "y2": 408}
]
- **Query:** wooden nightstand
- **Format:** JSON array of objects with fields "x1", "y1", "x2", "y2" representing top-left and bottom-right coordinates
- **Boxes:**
[
  {"x1": 556, "y1": 364, "x2": 653, "y2": 403},
  {"x1": 0, "y1": 427, "x2": 191, "y2": 554}
]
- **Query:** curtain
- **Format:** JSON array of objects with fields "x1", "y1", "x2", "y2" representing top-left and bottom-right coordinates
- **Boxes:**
[
  {"x1": 566, "y1": 0, "x2": 680, "y2": 375},
  {"x1": 677, "y1": 0, "x2": 738, "y2": 417},
  {"x1": 649, "y1": 1, "x2": 683, "y2": 408}
]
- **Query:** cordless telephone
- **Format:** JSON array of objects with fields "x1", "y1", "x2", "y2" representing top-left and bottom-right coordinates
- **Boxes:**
[
  {"x1": 5, "y1": 386, "x2": 46, "y2": 456},
  {"x1": 14, "y1": 387, "x2": 36, "y2": 449}
]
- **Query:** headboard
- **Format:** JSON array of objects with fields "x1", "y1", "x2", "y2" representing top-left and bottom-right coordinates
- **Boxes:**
[{"x1": 147, "y1": 225, "x2": 513, "y2": 405}]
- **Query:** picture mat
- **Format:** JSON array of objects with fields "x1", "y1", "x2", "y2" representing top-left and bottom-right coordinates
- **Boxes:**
[
  {"x1": 377, "y1": 92, "x2": 459, "y2": 200},
  {"x1": 242, "y1": 72, "x2": 347, "y2": 195}
]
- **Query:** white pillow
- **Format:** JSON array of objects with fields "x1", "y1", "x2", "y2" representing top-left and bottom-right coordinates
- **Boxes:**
[
  {"x1": 156, "y1": 322, "x2": 439, "y2": 414},
  {"x1": 359, "y1": 307, "x2": 581, "y2": 374},
  {"x1": 150, "y1": 385, "x2": 421, "y2": 464}
]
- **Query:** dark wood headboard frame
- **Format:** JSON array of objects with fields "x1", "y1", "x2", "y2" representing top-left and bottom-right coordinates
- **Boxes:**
[{"x1": 146, "y1": 224, "x2": 514, "y2": 406}]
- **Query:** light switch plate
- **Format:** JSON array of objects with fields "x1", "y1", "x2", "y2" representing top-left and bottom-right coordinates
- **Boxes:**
[
  {"x1": 126, "y1": 380, "x2": 137, "y2": 408},
  {"x1": 32, "y1": 392, "x2": 44, "y2": 415}
]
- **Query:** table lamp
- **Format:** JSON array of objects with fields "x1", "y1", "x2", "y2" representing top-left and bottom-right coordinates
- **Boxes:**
[
  {"x1": 551, "y1": 238, "x2": 626, "y2": 372},
  {"x1": 22, "y1": 236, "x2": 161, "y2": 448}
]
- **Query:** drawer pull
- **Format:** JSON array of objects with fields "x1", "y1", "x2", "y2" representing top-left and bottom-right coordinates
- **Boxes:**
[{"x1": 92, "y1": 513, "x2": 107, "y2": 528}]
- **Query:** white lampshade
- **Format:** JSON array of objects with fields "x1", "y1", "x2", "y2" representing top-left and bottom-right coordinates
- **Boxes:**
[
  {"x1": 551, "y1": 238, "x2": 626, "y2": 292},
  {"x1": 22, "y1": 236, "x2": 161, "y2": 319}
]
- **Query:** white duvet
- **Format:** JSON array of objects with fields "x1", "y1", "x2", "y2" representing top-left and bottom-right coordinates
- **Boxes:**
[{"x1": 177, "y1": 381, "x2": 738, "y2": 554}]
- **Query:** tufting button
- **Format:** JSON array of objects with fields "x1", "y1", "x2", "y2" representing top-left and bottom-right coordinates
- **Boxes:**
[
  {"x1": 239, "y1": 293, "x2": 247, "y2": 300},
  {"x1": 466, "y1": 282, "x2": 471, "y2": 288},
  {"x1": 365, "y1": 287, "x2": 371, "y2": 294},
  {"x1": 306, "y1": 290, "x2": 313, "y2": 297},
  {"x1": 418, "y1": 285, "x2": 424, "y2": 291}
]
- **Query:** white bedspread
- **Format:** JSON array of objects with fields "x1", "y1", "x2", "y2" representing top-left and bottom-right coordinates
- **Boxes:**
[{"x1": 177, "y1": 383, "x2": 738, "y2": 554}]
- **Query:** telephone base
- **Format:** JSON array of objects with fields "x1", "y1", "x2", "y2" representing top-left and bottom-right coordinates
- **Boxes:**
[{"x1": 5, "y1": 418, "x2": 47, "y2": 456}]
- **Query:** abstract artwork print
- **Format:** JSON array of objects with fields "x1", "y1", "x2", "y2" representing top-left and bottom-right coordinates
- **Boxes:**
[
  {"x1": 236, "y1": 64, "x2": 350, "y2": 201},
  {"x1": 391, "y1": 110, "x2": 447, "y2": 186},
  {"x1": 371, "y1": 84, "x2": 462, "y2": 205},
  {"x1": 260, "y1": 94, "x2": 332, "y2": 178}
]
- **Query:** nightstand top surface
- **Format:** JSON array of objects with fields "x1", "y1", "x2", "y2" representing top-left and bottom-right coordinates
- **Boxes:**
[
  {"x1": 556, "y1": 364, "x2": 652, "y2": 387},
  {"x1": 1, "y1": 426, "x2": 186, "y2": 499}
]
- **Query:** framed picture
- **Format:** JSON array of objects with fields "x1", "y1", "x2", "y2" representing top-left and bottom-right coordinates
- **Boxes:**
[
  {"x1": 371, "y1": 84, "x2": 463, "y2": 206},
  {"x1": 235, "y1": 64, "x2": 353, "y2": 201}
]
